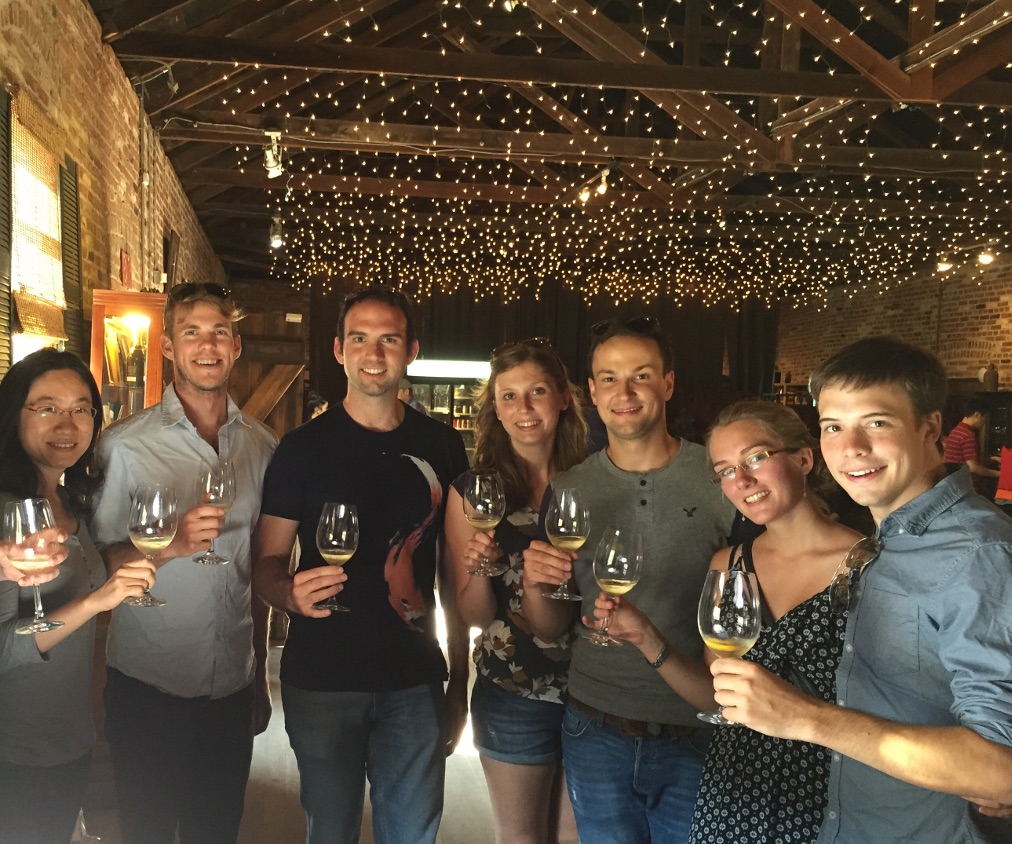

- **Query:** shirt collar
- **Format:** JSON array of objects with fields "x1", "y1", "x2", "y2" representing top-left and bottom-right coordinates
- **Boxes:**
[
  {"x1": 158, "y1": 383, "x2": 248, "y2": 432},
  {"x1": 878, "y1": 466, "x2": 973, "y2": 538}
]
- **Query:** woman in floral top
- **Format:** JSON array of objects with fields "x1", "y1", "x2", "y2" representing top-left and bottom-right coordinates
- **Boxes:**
[{"x1": 447, "y1": 339, "x2": 587, "y2": 844}]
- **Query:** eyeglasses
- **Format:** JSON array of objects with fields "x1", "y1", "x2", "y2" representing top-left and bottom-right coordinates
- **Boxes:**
[
  {"x1": 491, "y1": 337, "x2": 552, "y2": 359},
  {"x1": 23, "y1": 405, "x2": 99, "y2": 421},
  {"x1": 710, "y1": 449, "x2": 788, "y2": 485},
  {"x1": 167, "y1": 282, "x2": 229, "y2": 302},
  {"x1": 829, "y1": 535, "x2": 883, "y2": 614},
  {"x1": 591, "y1": 316, "x2": 660, "y2": 338}
]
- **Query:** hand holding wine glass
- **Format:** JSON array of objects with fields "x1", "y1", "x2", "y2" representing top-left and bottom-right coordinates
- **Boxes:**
[
  {"x1": 461, "y1": 469, "x2": 507, "y2": 577},
  {"x1": 3, "y1": 498, "x2": 65, "y2": 634},
  {"x1": 194, "y1": 460, "x2": 235, "y2": 565},
  {"x1": 126, "y1": 484, "x2": 177, "y2": 608},
  {"x1": 585, "y1": 527, "x2": 643, "y2": 647},
  {"x1": 697, "y1": 568, "x2": 761, "y2": 725},
  {"x1": 543, "y1": 487, "x2": 588, "y2": 601},
  {"x1": 313, "y1": 503, "x2": 359, "y2": 612}
]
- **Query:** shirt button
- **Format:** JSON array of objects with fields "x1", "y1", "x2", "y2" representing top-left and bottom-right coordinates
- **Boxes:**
[
  {"x1": 640, "y1": 499, "x2": 647, "y2": 506},
  {"x1": 639, "y1": 479, "x2": 647, "y2": 486},
  {"x1": 833, "y1": 753, "x2": 841, "y2": 762},
  {"x1": 845, "y1": 643, "x2": 853, "y2": 653},
  {"x1": 897, "y1": 528, "x2": 905, "y2": 534},
  {"x1": 837, "y1": 699, "x2": 845, "y2": 706},
  {"x1": 828, "y1": 811, "x2": 837, "y2": 819}
]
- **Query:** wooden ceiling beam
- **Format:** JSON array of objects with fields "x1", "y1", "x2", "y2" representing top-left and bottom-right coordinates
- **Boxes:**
[{"x1": 933, "y1": 27, "x2": 1012, "y2": 99}]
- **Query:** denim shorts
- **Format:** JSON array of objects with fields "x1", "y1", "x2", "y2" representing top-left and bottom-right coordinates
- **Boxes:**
[{"x1": 470, "y1": 674, "x2": 565, "y2": 765}]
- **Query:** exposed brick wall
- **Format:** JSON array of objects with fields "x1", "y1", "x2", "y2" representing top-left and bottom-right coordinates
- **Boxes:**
[
  {"x1": 0, "y1": 0, "x2": 224, "y2": 327},
  {"x1": 778, "y1": 258, "x2": 1012, "y2": 390}
]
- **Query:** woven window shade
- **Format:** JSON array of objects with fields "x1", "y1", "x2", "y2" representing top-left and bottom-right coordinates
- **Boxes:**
[{"x1": 11, "y1": 96, "x2": 65, "y2": 309}]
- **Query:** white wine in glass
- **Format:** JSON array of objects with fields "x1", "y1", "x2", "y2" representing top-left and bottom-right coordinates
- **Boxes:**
[
  {"x1": 696, "y1": 569, "x2": 761, "y2": 725},
  {"x1": 461, "y1": 469, "x2": 508, "y2": 577},
  {"x1": 313, "y1": 503, "x2": 359, "y2": 612},
  {"x1": 4, "y1": 498, "x2": 64, "y2": 634},
  {"x1": 126, "y1": 484, "x2": 177, "y2": 608},
  {"x1": 585, "y1": 527, "x2": 643, "y2": 647},
  {"x1": 194, "y1": 459, "x2": 236, "y2": 565},
  {"x1": 543, "y1": 487, "x2": 589, "y2": 602}
]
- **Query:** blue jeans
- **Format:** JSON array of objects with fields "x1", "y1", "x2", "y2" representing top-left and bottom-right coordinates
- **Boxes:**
[
  {"x1": 561, "y1": 702, "x2": 710, "y2": 844},
  {"x1": 282, "y1": 682, "x2": 446, "y2": 844}
]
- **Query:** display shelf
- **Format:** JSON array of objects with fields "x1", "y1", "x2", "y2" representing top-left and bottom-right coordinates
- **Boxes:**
[{"x1": 89, "y1": 290, "x2": 167, "y2": 424}]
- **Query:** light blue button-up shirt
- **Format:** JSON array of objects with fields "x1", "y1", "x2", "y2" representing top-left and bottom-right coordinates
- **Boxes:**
[
  {"x1": 818, "y1": 468, "x2": 1012, "y2": 844},
  {"x1": 91, "y1": 385, "x2": 276, "y2": 699}
]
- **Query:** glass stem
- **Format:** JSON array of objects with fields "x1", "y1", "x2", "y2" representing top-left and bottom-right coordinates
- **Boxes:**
[
  {"x1": 600, "y1": 606, "x2": 612, "y2": 635},
  {"x1": 32, "y1": 585, "x2": 45, "y2": 621}
]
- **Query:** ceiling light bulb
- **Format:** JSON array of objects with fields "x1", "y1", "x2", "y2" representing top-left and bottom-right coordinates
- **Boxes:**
[
  {"x1": 503, "y1": 0, "x2": 516, "y2": 11},
  {"x1": 269, "y1": 216, "x2": 284, "y2": 249},
  {"x1": 578, "y1": 186, "x2": 592, "y2": 203},
  {"x1": 936, "y1": 258, "x2": 953, "y2": 272},
  {"x1": 978, "y1": 250, "x2": 995, "y2": 265}
]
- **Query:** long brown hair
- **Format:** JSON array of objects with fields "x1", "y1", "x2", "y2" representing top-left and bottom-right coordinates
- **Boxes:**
[{"x1": 473, "y1": 341, "x2": 588, "y2": 512}]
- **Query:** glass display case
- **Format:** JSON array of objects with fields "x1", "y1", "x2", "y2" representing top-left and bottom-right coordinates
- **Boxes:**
[{"x1": 89, "y1": 290, "x2": 167, "y2": 424}]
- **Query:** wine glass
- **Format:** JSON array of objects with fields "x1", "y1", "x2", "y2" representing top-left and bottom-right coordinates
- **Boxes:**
[
  {"x1": 313, "y1": 503, "x2": 359, "y2": 612},
  {"x1": 696, "y1": 569, "x2": 762, "y2": 725},
  {"x1": 193, "y1": 459, "x2": 236, "y2": 565},
  {"x1": 461, "y1": 469, "x2": 508, "y2": 577},
  {"x1": 4, "y1": 498, "x2": 64, "y2": 634},
  {"x1": 585, "y1": 527, "x2": 643, "y2": 647},
  {"x1": 126, "y1": 484, "x2": 177, "y2": 608},
  {"x1": 543, "y1": 487, "x2": 589, "y2": 602}
]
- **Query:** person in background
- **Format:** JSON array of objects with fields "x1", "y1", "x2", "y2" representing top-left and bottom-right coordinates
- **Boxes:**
[
  {"x1": 994, "y1": 427, "x2": 1012, "y2": 516},
  {"x1": 712, "y1": 337, "x2": 1012, "y2": 843},
  {"x1": 594, "y1": 399, "x2": 864, "y2": 843},
  {"x1": 307, "y1": 390, "x2": 329, "y2": 420},
  {"x1": 446, "y1": 338, "x2": 586, "y2": 844},
  {"x1": 91, "y1": 283, "x2": 278, "y2": 844},
  {"x1": 943, "y1": 397, "x2": 999, "y2": 493},
  {"x1": 254, "y1": 285, "x2": 470, "y2": 844},
  {"x1": 0, "y1": 350, "x2": 154, "y2": 844},
  {"x1": 399, "y1": 377, "x2": 429, "y2": 415},
  {"x1": 521, "y1": 316, "x2": 734, "y2": 843}
]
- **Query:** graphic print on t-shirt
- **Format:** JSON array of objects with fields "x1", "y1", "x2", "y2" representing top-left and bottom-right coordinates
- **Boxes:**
[{"x1": 385, "y1": 454, "x2": 442, "y2": 632}]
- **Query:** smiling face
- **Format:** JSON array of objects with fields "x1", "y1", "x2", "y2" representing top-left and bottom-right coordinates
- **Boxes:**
[
  {"x1": 709, "y1": 419, "x2": 811, "y2": 524},
  {"x1": 19, "y1": 369, "x2": 96, "y2": 481},
  {"x1": 161, "y1": 301, "x2": 241, "y2": 398},
  {"x1": 588, "y1": 334, "x2": 673, "y2": 443},
  {"x1": 493, "y1": 360, "x2": 570, "y2": 450},
  {"x1": 818, "y1": 382, "x2": 943, "y2": 523},
  {"x1": 335, "y1": 299, "x2": 419, "y2": 399}
]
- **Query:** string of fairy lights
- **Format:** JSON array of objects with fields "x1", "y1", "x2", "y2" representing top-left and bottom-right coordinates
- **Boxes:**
[{"x1": 163, "y1": 0, "x2": 1012, "y2": 307}]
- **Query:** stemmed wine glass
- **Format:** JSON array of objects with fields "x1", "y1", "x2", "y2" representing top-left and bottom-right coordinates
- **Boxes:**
[
  {"x1": 4, "y1": 498, "x2": 64, "y2": 634},
  {"x1": 313, "y1": 503, "x2": 359, "y2": 612},
  {"x1": 194, "y1": 459, "x2": 235, "y2": 565},
  {"x1": 461, "y1": 469, "x2": 508, "y2": 577},
  {"x1": 585, "y1": 527, "x2": 643, "y2": 647},
  {"x1": 543, "y1": 487, "x2": 589, "y2": 602},
  {"x1": 696, "y1": 568, "x2": 762, "y2": 725},
  {"x1": 126, "y1": 484, "x2": 177, "y2": 608}
]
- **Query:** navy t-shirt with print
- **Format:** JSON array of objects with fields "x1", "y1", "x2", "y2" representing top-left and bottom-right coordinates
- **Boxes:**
[{"x1": 261, "y1": 403, "x2": 468, "y2": 692}]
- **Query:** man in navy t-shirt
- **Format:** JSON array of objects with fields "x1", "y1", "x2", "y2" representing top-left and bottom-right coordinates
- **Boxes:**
[{"x1": 254, "y1": 285, "x2": 469, "y2": 844}]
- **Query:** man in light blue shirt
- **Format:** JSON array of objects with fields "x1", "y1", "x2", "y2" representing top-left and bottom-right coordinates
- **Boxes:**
[
  {"x1": 92, "y1": 283, "x2": 277, "y2": 844},
  {"x1": 711, "y1": 336, "x2": 1012, "y2": 843}
]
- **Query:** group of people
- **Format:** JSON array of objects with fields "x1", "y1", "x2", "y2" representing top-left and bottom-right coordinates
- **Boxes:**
[{"x1": 0, "y1": 280, "x2": 1010, "y2": 844}]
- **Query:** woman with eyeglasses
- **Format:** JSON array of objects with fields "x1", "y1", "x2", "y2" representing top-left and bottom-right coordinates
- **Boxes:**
[
  {"x1": 593, "y1": 400, "x2": 869, "y2": 844},
  {"x1": 445, "y1": 339, "x2": 587, "y2": 844},
  {"x1": 0, "y1": 349, "x2": 155, "y2": 844}
]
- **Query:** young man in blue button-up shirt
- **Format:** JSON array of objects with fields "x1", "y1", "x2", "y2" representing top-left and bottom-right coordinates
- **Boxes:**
[{"x1": 710, "y1": 336, "x2": 1012, "y2": 843}]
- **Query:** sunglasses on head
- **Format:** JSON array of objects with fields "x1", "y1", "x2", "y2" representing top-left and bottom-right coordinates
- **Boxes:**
[
  {"x1": 167, "y1": 282, "x2": 229, "y2": 302},
  {"x1": 591, "y1": 315, "x2": 661, "y2": 338},
  {"x1": 491, "y1": 337, "x2": 552, "y2": 359}
]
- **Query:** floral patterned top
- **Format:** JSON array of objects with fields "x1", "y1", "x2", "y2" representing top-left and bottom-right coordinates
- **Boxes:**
[{"x1": 455, "y1": 479, "x2": 573, "y2": 703}]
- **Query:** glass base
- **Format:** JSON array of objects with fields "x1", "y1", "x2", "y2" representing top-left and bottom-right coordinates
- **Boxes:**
[
  {"x1": 584, "y1": 630, "x2": 623, "y2": 647},
  {"x1": 696, "y1": 708, "x2": 743, "y2": 727},
  {"x1": 193, "y1": 551, "x2": 229, "y2": 565},
  {"x1": 543, "y1": 583, "x2": 582, "y2": 602},
  {"x1": 466, "y1": 558, "x2": 508, "y2": 577},
  {"x1": 15, "y1": 617, "x2": 64, "y2": 634},
  {"x1": 313, "y1": 596, "x2": 350, "y2": 612},
  {"x1": 123, "y1": 591, "x2": 166, "y2": 608}
]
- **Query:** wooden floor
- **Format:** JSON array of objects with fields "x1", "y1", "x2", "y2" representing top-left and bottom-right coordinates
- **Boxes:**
[{"x1": 81, "y1": 645, "x2": 495, "y2": 844}]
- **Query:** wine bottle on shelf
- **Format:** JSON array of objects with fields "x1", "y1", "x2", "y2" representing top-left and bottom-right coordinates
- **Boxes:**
[{"x1": 127, "y1": 345, "x2": 146, "y2": 390}]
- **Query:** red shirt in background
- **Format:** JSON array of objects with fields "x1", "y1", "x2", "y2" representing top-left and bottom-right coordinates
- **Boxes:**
[{"x1": 944, "y1": 420, "x2": 985, "y2": 493}]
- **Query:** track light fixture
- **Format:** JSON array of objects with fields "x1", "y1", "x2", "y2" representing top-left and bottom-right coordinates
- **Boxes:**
[
  {"x1": 936, "y1": 257, "x2": 954, "y2": 272},
  {"x1": 934, "y1": 243, "x2": 999, "y2": 273},
  {"x1": 978, "y1": 249, "x2": 996, "y2": 265},
  {"x1": 269, "y1": 216, "x2": 284, "y2": 249},
  {"x1": 565, "y1": 165, "x2": 613, "y2": 205},
  {"x1": 264, "y1": 131, "x2": 284, "y2": 178}
]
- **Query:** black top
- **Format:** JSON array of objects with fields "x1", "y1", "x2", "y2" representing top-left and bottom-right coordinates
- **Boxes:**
[{"x1": 262, "y1": 403, "x2": 469, "y2": 692}]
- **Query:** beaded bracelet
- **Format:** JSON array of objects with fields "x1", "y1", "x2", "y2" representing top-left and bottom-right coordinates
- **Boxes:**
[{"x1": 648, "y1": 642, "x2": 669, "y2": 669}]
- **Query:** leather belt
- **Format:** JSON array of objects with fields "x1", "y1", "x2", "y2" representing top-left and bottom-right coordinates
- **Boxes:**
[{"x1": 570, "y1": 697, "x2": 699, "y2": 740}]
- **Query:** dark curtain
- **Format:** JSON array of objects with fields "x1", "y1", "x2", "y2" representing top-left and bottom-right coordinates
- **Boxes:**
[
  {"x1": 59, "y1": 155, "x2": 83, "y2": 358},
  {"x1": 727, "y1": 298, "x2": 780, "y2": 399}
]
